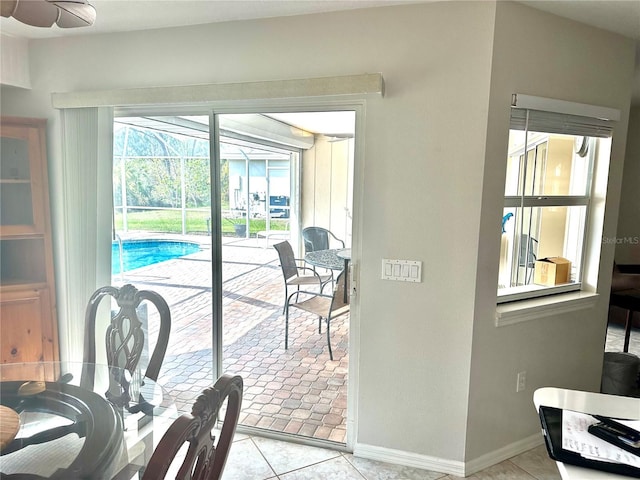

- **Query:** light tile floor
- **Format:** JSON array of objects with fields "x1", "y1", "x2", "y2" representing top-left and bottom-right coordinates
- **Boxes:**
[
  {"x1": 217, "y1": 323, "x2": 639, "y2": 479},
  {"x1": 221, "y1": 435, "x2": 561, "y2": 480},
  {"x1": 118, "y1": 233, "x2": 640, "y2": 477}
]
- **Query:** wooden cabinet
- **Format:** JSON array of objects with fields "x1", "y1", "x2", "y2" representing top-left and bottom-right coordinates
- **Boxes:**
[{"x1": 1, "y1": 117, "x2": 59, "y2": 374}]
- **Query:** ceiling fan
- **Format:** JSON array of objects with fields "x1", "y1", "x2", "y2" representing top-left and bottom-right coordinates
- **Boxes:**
[{"x1": 1, "y1": 0, "x2": 96, "y2": 28}]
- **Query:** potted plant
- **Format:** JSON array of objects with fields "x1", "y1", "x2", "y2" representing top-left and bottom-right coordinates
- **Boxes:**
[{"x1": 224, "y1": 217, "x2": 247, "y2": 237}]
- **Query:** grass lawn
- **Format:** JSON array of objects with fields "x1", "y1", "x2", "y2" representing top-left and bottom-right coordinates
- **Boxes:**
[{"x1": 114, "y1": 210, "x2": 289, "y2": 236}]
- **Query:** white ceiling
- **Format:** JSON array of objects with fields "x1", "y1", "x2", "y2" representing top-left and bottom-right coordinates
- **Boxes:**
[
  {"x1": 0, "y1": 0, "x2": 419, "y2": 38},
  {"x1": 1, "y1": 0, "x2": 638, "y2": 40},
  {"x1": 1, "y1": 0, "x2": 639, "y2": 103}
]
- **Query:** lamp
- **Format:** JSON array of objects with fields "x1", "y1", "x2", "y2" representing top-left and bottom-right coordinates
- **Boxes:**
[{"x1": 1, "y1": 0, "x2": 96, "y2": 28}]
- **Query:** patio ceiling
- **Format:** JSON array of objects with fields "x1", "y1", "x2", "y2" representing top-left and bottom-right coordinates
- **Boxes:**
[{"x1": 116, "y1": 111, "x2": 355, "y2": 149}]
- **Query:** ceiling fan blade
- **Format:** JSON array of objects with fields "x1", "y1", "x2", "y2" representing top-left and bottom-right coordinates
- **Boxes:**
[
  {"x1": 1, "y1": 1, "x2": 18, "y2": 18},
  {"x1": 48, "y1": 0, "x2": 95, "y2": 27},
  {"x1": 11, "y1": 0, "x2": 58, "y2": 27}
]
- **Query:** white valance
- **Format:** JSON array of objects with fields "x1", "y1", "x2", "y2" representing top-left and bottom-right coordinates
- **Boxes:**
[{"x1": 52, "y1": 73, "x2": 385, "y2": 109}]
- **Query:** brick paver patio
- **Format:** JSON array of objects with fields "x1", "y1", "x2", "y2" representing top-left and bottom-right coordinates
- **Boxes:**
[{"x1": 115, "y1": 234, "x2": 348, "y2": 444}]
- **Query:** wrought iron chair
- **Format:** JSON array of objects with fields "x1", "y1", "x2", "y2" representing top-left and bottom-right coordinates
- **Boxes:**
[
  {"x1": 285, "y1": 270, "x2": 349, "y2": 361},
  {"x1": 301, "y1": 226, "x2": 345, "y2": 254},
  {"x1": 141, "y1": 374, "x2": 243, "y2": 480},
  {"x1": 273, "y1": 241, "x2": 332, "y2": 314},
  {"x1": 81, "y1": 284, "x2": 171, "y2": 397}
]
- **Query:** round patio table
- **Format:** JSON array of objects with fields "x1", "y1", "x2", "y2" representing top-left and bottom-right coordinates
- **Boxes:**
[
  {"x1": 305, "y1": 248, "x2": 351, "y2": 271},
  {"x1": 305, "y1": 248, "x2": 352, "y2": 302}
]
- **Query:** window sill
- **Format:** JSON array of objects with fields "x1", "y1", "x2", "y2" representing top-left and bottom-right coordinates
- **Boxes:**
[{"x1": 495, "y1": 291, "x2": 599, "y2": 327}]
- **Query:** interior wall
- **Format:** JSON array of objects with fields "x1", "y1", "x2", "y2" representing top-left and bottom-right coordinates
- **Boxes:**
[
  {"x1": 468, "y1": 0, "x2": 635, "y2": 463},
  {"x1": 301, "y1": 135, "x2": 352, "y2": 247},
  {"x1": 616, "y1": 107, "x2": 640, "y2": 263},
  {"x1": 0, "y1": 0, "x2": 634, "y2": 471},
  {"x1": 0, "y1": 0, "x2": 496, "y2": 463}
]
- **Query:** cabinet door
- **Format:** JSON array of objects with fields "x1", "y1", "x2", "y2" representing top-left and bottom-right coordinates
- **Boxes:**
[
  {"x1": 0, "y1": 289, "x2": 54, "y2": 367},
  {"x1": 0, "y1": 124, "x2": 46, "y2": 235}
]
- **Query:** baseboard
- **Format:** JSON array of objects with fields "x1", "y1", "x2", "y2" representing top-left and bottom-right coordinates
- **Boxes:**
[
  {"x1": 353, "y1": 443, "x2": 465, "y2": 477},
  {"x1": 354, "y1": 433, "x2": 544, "y2": 477},
  {"x1": 464, "y1": 433, "x2": 544, "y2": 475}
]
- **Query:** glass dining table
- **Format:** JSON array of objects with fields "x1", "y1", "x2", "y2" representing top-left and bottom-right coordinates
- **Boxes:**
[{"x1": 0, "y1": 361, "x2": 179, "y2": 479}]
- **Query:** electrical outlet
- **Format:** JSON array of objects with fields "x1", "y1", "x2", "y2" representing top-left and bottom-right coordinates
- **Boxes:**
[{"x1": 517, "y1": 371, "x2": 526, "y2": 392}]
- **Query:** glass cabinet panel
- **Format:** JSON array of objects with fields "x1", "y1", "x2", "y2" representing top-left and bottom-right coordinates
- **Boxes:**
[{"x1": 0, "y1": 129, "x2": 41, "y2": 232}]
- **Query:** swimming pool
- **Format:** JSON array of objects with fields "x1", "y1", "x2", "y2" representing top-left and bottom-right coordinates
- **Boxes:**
[{"x1": 112, "y1": 239, "x2": 201, "y2": 274}]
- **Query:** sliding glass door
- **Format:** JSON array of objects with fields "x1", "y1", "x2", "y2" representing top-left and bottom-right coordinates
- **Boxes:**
[
  {"x1": 215, "y1": 112, "x2": 354, "y2": 444},
  {"x1": 111, "y1": 109, "x2": 355, "y2": 445}
]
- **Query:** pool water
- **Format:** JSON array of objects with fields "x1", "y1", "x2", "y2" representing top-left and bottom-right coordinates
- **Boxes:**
[{"x1": 112, "y1": 240, "x2": 201, "y2": 274}]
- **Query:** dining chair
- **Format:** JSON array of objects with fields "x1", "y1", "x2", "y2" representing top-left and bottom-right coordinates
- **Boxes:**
[
  {"x1": 141, "y1": 374, "x2": 243, "y2": 480},
  {"x1": 273, "y1": 241, "x2": 333, "y2": 313},
  {"x1": 285, "y1": 270, "x2": 349, "y2": 361},
  {"x1": 81, "y1": 284, "x2": 171, "y2": 396},
  {"x1": 301, "y1": 226, "x2": 345, "y2": 254}
]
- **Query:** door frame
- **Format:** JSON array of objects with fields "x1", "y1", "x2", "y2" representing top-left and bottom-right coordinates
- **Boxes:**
[{"x1": 114, "y1": 99, "x2": 365, "y2": 451}]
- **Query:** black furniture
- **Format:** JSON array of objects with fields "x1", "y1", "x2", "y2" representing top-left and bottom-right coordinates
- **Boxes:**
[
  {"x1": 301, "y1": 227, "x2": 345, "y2": 254},
  {"x1": 81, "y1": 284, "x2": 171, "y2": 391},
  {"x1": 273, "y1": 241, "x2": 332, "y2": 314},
  {"x1": 609, "y1": 264, "x2": 640, "y2": 351},
  {"x1": 142, "y1": 374, "x2": 243, "y2": 480},
  {"x1": 285, "y1": 270, "x2": 350, "y2": 360},
  {"x1": 609, "y1": 288, "x2": 640, "y2": 353}
]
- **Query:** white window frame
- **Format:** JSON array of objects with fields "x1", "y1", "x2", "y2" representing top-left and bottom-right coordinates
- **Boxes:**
[{"x1": 497, "y1": 94, "x2": 619, "y2": 306}]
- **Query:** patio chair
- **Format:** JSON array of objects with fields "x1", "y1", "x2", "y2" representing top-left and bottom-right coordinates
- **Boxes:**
[
  {"x1": 142, "y1": 374, "x2": 243, "y2": 480},
  {"x1": 519, "y1": 234, "x2": 539, "y2": 285},
  {"x1": 285, "y1": 269, "x2": 349, "y2": 361},
  {"x1": 301, "y1": 226, "x2": 345, "y2": 254},
  {"x1": 81, "y1": 284, "x2": 172, "y2": 396},
  {"x1": 273, "y1": 241, "x2": 333, "y2": 314}
]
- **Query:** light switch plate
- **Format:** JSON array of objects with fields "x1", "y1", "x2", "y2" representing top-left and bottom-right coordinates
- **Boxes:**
[{"x1": 381, "y1": 259, "x2": 422, "y2": 282}]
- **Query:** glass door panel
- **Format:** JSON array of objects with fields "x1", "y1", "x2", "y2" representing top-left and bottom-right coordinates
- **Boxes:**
[
  {"x1": 111, "y1": 115, "x2": 215, "y2": 415},
  {"x1": 216, "y1": 112, "x2": 353, "y2": 444}
]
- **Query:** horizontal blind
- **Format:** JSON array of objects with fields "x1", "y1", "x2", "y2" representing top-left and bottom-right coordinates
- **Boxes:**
[{"x1": 510, "y1": 108, "x2": 613, "y2": 138}]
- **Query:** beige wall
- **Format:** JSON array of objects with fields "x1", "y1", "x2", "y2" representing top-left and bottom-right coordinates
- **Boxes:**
[
  {"x1": 0, "y1": 0, "x2": 635, "y2": 473},
  {"x1": 468, "y1": 0, "x2": 634, "y2": 462},
  {"x1": 616, "y1": 107, "x2": 640, "y2": 263}
]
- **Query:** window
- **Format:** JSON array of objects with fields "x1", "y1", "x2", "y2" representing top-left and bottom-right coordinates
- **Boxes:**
[{"x1": 497, "y1": 95, "x2": 617, "y2": 303}]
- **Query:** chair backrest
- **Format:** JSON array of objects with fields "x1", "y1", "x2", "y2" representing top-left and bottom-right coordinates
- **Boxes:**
[
  {"x1": 302, "y1": 227, "x2": 345, "y2": 254},
  {"x1": 519, "y1": 234, "x2": 538, "y2": 267},
  {"x1": 142, "y1": 374, "x2": 243, "y2": 480},
  {"x1": 273, "y1": 241, "x2": 300, "y2": 282},
  {"x1": 302, "y1": 227, "x2": 330, "y2": 253},
  {"x1": 81, "y1": 284, "x2": 171, "y2": 390},
  {"x1": 330, "y1": 270, "x2": 349, "y2": 314}
]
